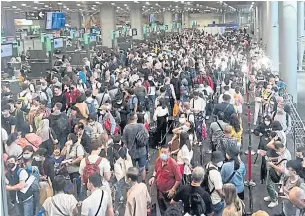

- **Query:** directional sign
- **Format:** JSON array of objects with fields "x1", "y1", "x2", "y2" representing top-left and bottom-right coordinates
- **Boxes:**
[
  {"x1": 26, "y1": 12, "x2": 39, "y2": 20},
  {"x1": 38, "y1": 11, "x2": 45, "y2": 20}
]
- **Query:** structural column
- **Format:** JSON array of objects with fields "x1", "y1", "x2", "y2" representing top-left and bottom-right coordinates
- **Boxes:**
[
  {"x1": 130, "y1": 3, "x2": 143, "y2": 40},
  {"x1": 182, "y1": 11, "x2": 190, "y2": 28},
  {"x1": 258, "y1": 4, "x2": 263, "y2": 41},
  {"x1": 297, "y1": 1, "x2": 305, "y2": 71},
  {"x1": 1, "y1": 10, "x2": 16, "y2": 37},
  {"x1": 70, "y1": 12, "x2": 82, "y2": 29},
  {"x1": 100, "y1": 4, "x2": 116, "y2": 48},
  {"x1": 266, "y1": 1, "x2": 279, "y2": 73},
  {"x1": 262, "y1": 3, "x2": 268, "y2": 49},
  {"x1": 255, "y1": 6, "x2": 259, "y2": 36},
  {"x1": 279, "y1": 1, "x2": 298, "y2": 102},
  {"x1": 163, "y1": 11, "x2": 173, "y2": 32}
]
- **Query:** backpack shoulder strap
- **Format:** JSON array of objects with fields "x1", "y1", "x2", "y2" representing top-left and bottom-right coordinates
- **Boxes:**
[
  {"x1": 95, "y1": 157, "x2": 103, "y2": 166},
  {"x1": 94, "y1": 190, "x2": 104, "y2": 216},
  {"x1": 85, "y1": 156, "x2": 90, "y2": 165},
  {"x1": 275, "y1": 158, "x2": 287, "y2": 165}
]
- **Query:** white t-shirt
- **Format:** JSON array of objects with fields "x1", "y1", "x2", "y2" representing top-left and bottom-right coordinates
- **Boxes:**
[
  {"x1": 2, "y1": 128, "x2": 8, "y2": 143},
  {"x1": 81, "y1": 189, "x2": 111, "y2": 216},
  {"x1": 206, "y1": 162, "x2": 223, "y2": 205},
  {"x1": 43, "y1": 194, "x2": 78, "y2": 216}
]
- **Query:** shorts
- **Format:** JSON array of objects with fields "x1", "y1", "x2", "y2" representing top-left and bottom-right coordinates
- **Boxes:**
[
  {"x1": 132, "y1": 154, "x2": 147, "y2": 169},
  {"x1": 235, "y1": 105, "x2": 243, "y2": 114}
]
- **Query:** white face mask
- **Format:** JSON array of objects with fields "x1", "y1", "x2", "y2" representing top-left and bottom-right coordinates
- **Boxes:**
[{"x1": 264, "y1": 121, "x2": 270, "y2": 126}]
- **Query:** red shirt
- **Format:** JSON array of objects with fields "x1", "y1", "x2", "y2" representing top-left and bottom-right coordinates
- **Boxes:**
[
  {"x1": 155, "y1": 157, "x2": 182, "y2": 192},
  {"x1": 65, "y1": 89, "x2": 81, "y2": 107}
]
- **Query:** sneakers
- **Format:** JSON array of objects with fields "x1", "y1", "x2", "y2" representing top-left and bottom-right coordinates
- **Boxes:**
[
  {"x1": 268, "y1": 201, "x2": 278, "y2": 208},
  {"x1": 263, "y1": 196, "x2": 271, "y2": 202},
  {"x1": 118, "y1": 196, "x2": 124, "y2": 204}
]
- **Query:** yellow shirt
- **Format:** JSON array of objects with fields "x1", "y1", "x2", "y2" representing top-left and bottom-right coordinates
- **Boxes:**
[{"x1": 231, "y1": 127, "x2": 243, "y2": 144}]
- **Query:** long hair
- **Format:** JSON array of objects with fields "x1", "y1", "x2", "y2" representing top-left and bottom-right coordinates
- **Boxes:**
[
  {"x1": 230, "y1": 114, "x2": 241, "y2": 133},
  {"x1": 223, "y1": 183, "x2": 243, "y2": 212}
]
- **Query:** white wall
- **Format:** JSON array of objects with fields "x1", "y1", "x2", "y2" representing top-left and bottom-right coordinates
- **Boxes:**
[{"x1": 188, "y1": 13, "x2": 222, "y2": 27}]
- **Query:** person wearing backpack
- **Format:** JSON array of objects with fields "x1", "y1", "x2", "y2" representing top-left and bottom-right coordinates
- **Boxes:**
[
  {"x1": 85, "y1": 90, "x2": 99, "y2": 118},
  {"x1": 79, "y1": 139, "x2": 112, "y2": 189},
  {"x1": 202, "y1": 151, "x2": 225, "y2": 216},
  {"x1": 221, "y1": 145, "x2": 246, "y2": 200},
  {"x1": 5, "y1": 155, "x2": 34, "y2": 216},
  {"x1": 222, "y1": 183, "x2": 245, "y2": 216},
  {"x1": 49, "y1": 103, "x2": 70, "y2": 149},
  {"x1": 122, "y1": 113, "x2": 149, "y2": 183},
  {"x1": 171, "y1": 166, "x2": 213, "y2": 216}
]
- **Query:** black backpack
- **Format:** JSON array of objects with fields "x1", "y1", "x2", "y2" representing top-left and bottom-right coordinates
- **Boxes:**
[
  {"x1": 189, "y1": 187, "x2": 206, "y2": 216},
  {"x1": 201, "y1": 166, "x2": 218, "y2": 194}
]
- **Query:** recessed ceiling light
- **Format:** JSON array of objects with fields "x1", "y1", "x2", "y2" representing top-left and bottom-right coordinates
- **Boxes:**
[
  {"x1": 34, "y1": 6, "x2": 38, "y2": 9},
  {"x1": 79, "y1": 8, "x2": 82, "y2": 10},
  {"x1": 44, "y1": 5, "x2": 49, "y2": 7},
  {"x1": 66, "y1": 8, "x2": 69, "y2": 10},
  {"x1": 21, "y1": 3, "x2": 26, "y2": 6},
  {"x1": 93, "y1": 4, "x2": 96, "y2": 7},
  {"x1": 146, "y1": 2, "x2": 150, "y2": 5},
  {"x1": 12, "y1": 6, "x2": 17, "y2": 8},
  {"x1": 63, "y1": 5, "x2": 67, "y2": 8},
  {"x1": 77, "y1": 3, "x2": 81, "y2": 6},
  {"x1": 58, "y1": 2, "x2": 62, "y2": 5},
  {"x1": 111, "y1": 3, "x2": 115, "y2": 5},
  {"x1": 34, "y1": 1, "x2": 39, "y2": 3}
]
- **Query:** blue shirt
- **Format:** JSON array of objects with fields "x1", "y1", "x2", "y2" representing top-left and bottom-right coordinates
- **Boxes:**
[
  {"x1": 221, "y1": 160, "x2": 246, "y2": 193},
  {"x1": 129, "y1": 96, "x2": 138, "y2": 111}
]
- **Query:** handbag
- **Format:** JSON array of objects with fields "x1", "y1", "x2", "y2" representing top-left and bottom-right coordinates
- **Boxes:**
[
  {"x1": 269, "y1": 159, "x2": 287, "y2": 183},
  {"x1": 173, "y1": 103, "x2": 179, "y2": 117},
  {"x1": 104, "y1": 115, "x2": 112, "y2": 132}
]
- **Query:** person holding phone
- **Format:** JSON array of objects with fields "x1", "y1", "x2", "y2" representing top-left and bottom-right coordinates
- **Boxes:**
[{"x1": 278, "y1": 160, "x2": 303, "y2": 216}]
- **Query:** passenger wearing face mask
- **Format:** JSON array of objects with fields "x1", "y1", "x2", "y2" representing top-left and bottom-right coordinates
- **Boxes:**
[
  {"x1": 279, "y1": 160, "x2": 304, "y2": 216},
  {"x1": 5, "y1": 155, "x2": 34, "y2": 216},
  {"x1": 148, "y1": 145, "x2": 182, "y2": 215},
  {"x1": 221, "y1": 145, "x2": 246, "y2": 200},
  {"x1": 22, "y1": 145, "x2": 41, "y2": 214},
  {"x1": 272, "y1": 103, "x2": 291, "y2": 135},
  {"x1": 262, "y1": 84, "x2": 275, "y2": 117},
  {"x1": 87, "y1": 114, "x2": 104, "y2": 139},
  {"x1": 153, "y1": 98, "x2": 169, "y2": 147},
  {"x1": 112, "y1": 96, "x2": 130, "y2": 133},
  {"x1": 2, "y1": 104, "x2": 17, "y2": 135},
  {"x1": 124, "y1": 167, "x2": 151, "y2": 216}
]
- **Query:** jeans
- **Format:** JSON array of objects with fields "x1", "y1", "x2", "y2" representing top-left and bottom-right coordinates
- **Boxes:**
[
  {"x1": 33, "y1": 190, "x2": 40, "y2": 215},
  {"x1": 266, "y1": 170, "x2": 278, "y2": 202},
  {"x1": 59, "y1": 134, "x2": 67, "y2": 149},
  {"x1": 69, "y1": 172, "x2": 82, "y2": 200},
  {"x1": 18, "y1": 196, "x2": 34, "y2": 216},
  {"x1": 148, "y1": 95, "x2": 156, "y2": 115},
  {"x1": 115, "y1": 178, "x2": 124, "y2": 201},
  {"x1": 212, "y1": 200, "x2": 225, "y2": 216}
]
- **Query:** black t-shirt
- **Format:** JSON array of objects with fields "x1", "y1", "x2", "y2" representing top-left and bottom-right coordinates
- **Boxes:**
[
  {"x1": 173, "y1": 185, "x2": 213, "y2": 214},
  {"x1": 2, "y1": 115, "x2": 17, "y2": 135}
]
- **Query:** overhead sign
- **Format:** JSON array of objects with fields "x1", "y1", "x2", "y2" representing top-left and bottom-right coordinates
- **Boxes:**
[
  {"x1": 14, "y1": 19, "x2": 33, "y2": 26},
  {"x1": 26, "y1": 12, "x2": 39, "y2": 20},
  {"x1": 26, "y1": 10, "x2": 59, "y2": 20}
]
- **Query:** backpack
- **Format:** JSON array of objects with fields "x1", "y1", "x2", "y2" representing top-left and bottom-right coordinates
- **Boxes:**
[
  {"x1": 135, "y1": 126, "x2": 149, "y2": 149},
  {"x1": 18, "y1": 92, "x2": 29, "y2": 110},
  {"x1": 41, "y1": 88, "x2": 50, "y2": 101},
  {"x1": 164, "y1": 84, "x2": 173, "y2": 99},
  {"x1": 86, "y1": 100, "x2": 97, "y2": 116},
  {"x1": 82, "y1": 157, "x2": 103, "y2": 184},
  {"x1": 56, "y1": 113, "x2": 69, "y2": 132},
  {"x1": 201, "y1": 166, "x2": 218, "y2": 194},
  {"x1": 189, "y1": 188, "x2": 206, "y2": 216}
]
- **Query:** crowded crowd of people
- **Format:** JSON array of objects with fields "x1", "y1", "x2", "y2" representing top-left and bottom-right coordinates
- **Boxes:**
[{"x1": 2, "y1": 28, "x2": 305, "y2": 216}]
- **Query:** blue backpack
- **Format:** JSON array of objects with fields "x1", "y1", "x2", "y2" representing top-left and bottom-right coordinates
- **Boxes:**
[{"x1": 86, "y1": 100, "x2": 97, "y2": 117}]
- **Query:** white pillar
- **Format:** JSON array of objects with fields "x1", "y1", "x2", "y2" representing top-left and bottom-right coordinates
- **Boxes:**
[
  {"x1": 266, "y1": 1, "x2": 279, "y2": 73},
  {"x1": 255, "y1": 6, "x2": 259, "y2": 36},
  {"x1": 262, "y1": 3, "x2": 268, "y2": 49},
  {"x1": 163, "y1": 11, "x2": 173, "y2": 31},
  {"x1": 298, "y1": 1, "x2": 305, "y2": 71},
  {"x1": 100, "y1": 4, "x2": 116, "y2": 48},
  {"x1": 279, "y1": 1, "x2": 298, "y2": 102},
  {"x1": 70, "y1": 12, "x2": 82, "y2": 29},
  {"x1": 258, "y1": 5, "x2": 263, "y2": 41},
  {"x1": 182, "y1": 12, "x2": 190, "y2": 28},
  {"x1": 130, "y1": 4, "x2": 143, "y2": 40}
]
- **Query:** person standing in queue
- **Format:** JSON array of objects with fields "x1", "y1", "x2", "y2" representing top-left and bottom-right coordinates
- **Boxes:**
[
  {"x1": 149, "y1": 144, "x2": 182, "y2": 215},
  {"x1": 124, "y1": 167, "x2": 151, "y2": 216}
]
